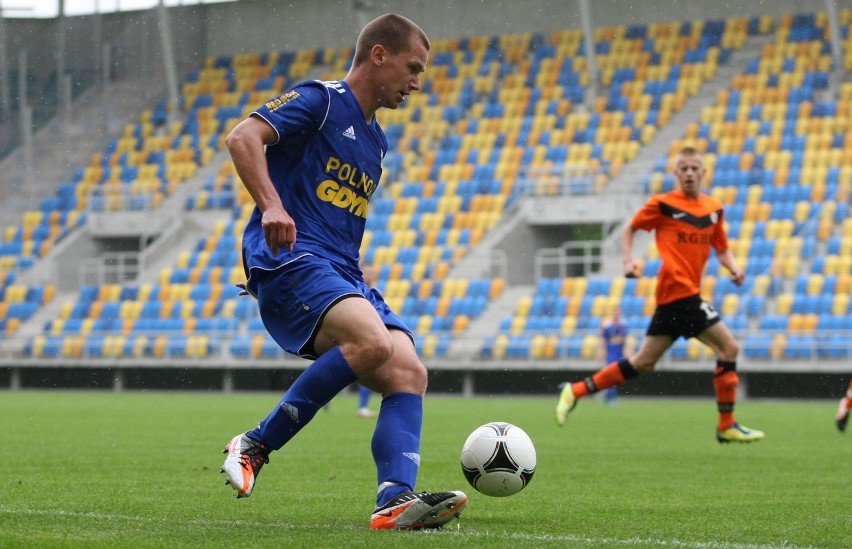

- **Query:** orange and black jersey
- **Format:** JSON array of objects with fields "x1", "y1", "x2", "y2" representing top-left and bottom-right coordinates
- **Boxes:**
[{"x1": 630, "y1": 190, "x2": 728, "y2": 306}]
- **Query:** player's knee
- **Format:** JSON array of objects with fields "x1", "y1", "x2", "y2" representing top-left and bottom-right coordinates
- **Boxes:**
[
  {"x1": 350, "y1": 329, "x2": 394, "y2": 368},
  {"x1": 631, "y1": 360, "x2": 656, "y2": 375},
  {"x1": 406, "y1": 360, "x2": 428, "y2": 393},
  {"x1": 626, "y1": 351, "x2": 656, "y2": 374},
  {"x1": 716, "y1": 340, "x2": 739, "y2": 361},
  {"x1": 369, "y1": 358, "x2": 428, "y2": 396}
]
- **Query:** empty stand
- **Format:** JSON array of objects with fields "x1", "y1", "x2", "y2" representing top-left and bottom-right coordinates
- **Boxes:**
[{"x1": 3, "y1": 11, "x2": 852, "y2": 368}]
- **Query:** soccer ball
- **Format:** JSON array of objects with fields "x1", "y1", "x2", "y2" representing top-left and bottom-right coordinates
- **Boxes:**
[{"x1": 460, "y1": 422, "x2": 536, "y2": 497}]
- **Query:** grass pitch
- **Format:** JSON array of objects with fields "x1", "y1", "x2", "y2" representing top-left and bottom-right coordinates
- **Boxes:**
[{"x1": 0, "y1": 390, "x2": 849, "y2": 548}]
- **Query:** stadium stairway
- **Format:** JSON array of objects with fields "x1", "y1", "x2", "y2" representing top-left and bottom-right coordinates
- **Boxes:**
[
  {"x1": 132, "y1": 209, "x2": 233, "y2": 285},
  {"x1": 53, "y1": 146, "x2": 234, "y2": 288},
  {"x1": 133, "y1": 172, "x2": 235, "y2": 285},
  {"x1": 448, "y1": 197, "x2": 527, "y2": 280},
  {"x1": 0, "y1": 76, "x2": 167, "y2": 234}
]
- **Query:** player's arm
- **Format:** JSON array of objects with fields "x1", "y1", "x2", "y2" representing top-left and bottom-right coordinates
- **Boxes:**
[
  {"x1": 226, "y1": 116, "x2": 296, "y2": 255},
  {"x1": 716, "y1": 247, "x2": 745, "y2": 286},
  {"x1": 621, "y1": 222, "x2": 640, "y2": 278},
  {"x1": 622, "y1": 198, "x2": 659, "y2": 278},
  {"x1": 712, "y1": 208, "x2": 743, "y2": 286}
]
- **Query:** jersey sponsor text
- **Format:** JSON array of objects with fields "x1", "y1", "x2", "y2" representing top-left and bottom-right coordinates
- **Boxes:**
[{"x1": 265, "y1": 91, "x2": 301, "y2": 112}]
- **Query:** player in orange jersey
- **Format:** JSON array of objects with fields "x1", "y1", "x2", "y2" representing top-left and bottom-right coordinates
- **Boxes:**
[
  {"x1": 555, "y1": 146, "x2": 765, "y2": 443},
  {"x1": 836, "y1": 378, "x2": 851, "y2": 432}
]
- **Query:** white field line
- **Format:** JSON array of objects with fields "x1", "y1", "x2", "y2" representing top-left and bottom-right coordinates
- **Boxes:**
[{"x1": 0, "y1": 506, "x2": 823, "y2": 549}]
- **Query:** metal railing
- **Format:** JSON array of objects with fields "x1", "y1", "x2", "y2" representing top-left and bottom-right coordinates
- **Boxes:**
[
  {"x1": 534, "y1": 241, "x2": 602, "y2": 280},
  {"x1": 78, "y1": 251, "x2": 141, "y2": 287},
  {"x1": 514, "y1": 164, "x2": 603, "y2": 198}
]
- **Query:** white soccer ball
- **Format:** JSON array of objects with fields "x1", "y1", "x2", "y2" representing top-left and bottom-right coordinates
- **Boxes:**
[{"x1": 460, "y1": 421, "x2": 536, "y2": 497}]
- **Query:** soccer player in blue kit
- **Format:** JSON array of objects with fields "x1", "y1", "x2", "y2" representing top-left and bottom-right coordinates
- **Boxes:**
[
  {"x1": 220, "y1": 13, "x2": 468, "y2": 530},
  {"x1": 598, "y1": 307, "x2": 628, "y2": 405}
]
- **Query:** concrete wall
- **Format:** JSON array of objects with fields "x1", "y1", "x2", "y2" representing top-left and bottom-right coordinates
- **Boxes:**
[
  {"x1": 1, "y1": 364, "x2": 847, "y2": 398},
  {"x1": 2, "y1": 7, "x2": 206, "y2": 93}
]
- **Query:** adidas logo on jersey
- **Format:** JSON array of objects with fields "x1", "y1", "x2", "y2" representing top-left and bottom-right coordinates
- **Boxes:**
[{"x1": 343, "y1": 126, "x2": 356, "y2": 140}]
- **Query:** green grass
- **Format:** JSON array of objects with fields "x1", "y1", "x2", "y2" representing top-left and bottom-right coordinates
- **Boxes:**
[{"x1": 0, "y1": 391, "x2": 849, "y2": 548}]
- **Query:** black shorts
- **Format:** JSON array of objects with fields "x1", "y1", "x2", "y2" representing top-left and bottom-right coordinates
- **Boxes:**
[{"x1": 646, "y1": 294, "x2": 721, "y2": 340}]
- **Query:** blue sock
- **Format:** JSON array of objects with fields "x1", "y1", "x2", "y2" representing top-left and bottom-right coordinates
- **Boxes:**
[
  {"x1": 373, "y1": 393, "x2": 423, "y2": 507},
  {"x1": 358, "y1": 385, "x2": 372, "y2": 408},
  {"x1": 248, "y1": 347, "x2": 357, "y2": 451}
]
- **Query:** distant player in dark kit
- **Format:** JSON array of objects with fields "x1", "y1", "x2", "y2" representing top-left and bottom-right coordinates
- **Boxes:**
[
  {"x1": 836, "y1": 379, "x2": 851, "y2": 432},
  {"x1": 598, "y1": 307, "x2": 628, "y2": 405},
  {"x1": 556, "y1": 146, "x2": 764, "y2": 444},
  {"x1": 219, "y1": 13, "x2": 467, "y2": 530}
]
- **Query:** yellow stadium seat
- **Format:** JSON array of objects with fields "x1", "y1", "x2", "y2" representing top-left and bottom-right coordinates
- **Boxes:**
[
  {"x1": 452, "y1": 315, "x2": 469, "y2": 334},
  {"x1": 492, "y1": 334, "x2": 508, "y2": 359},
  {"x1": 516, "y1": 296, "x2": 532, "y2": 317},
  {"x1": 687, "y1": 339, "x2": 704, "y2": 360},
  {"x1": 776, "y1": 293, "x2": 793, "y2": 315},
  {"x1": 530, "y1": 334, "x2": 546, "y2": 359},
  {"x1": 187, "y1": 336, "x2": 210, "y2": 358},
  {"x1": 560, "y1": 316, "x2": 577, "y2": 336},
  {"x1": 752, "y1": 274, "x2": 770, "y2": 297},
  {"x1": 510, "y1": 315, "x2": 526, "y2": 336},
  {"x1": 806, "y1": 274, "x2": 824, "y2": 296},
  {"x1": 248, "y1": 335, "x2": 266, "y2": 358},
  {"x1": 802, "y1": 314, "x2": 818, "y2": 333},
  {"x1": 591, "y1": 295, "x2": 608, "y2": 317},
  {"x1": 417, "y1": 315, "x2": 433, "y2": 334},
  {"x1": 770, "y1": 334, "x2": 787, "y2": 359},
  {"x1": 543, "y1": 335, "x2": 559, "y2": 359},
  {"x1": 62, "y1": 335, "x2": 84, "y2": 358},
  {"x1": 722, "y1": 294, "x2": 739, "y2": 317},
  {"x1": 789, "y1": 314, "x2": 804, "y2": 333},
  {"x1": 420, "y1": 335, "x2": 437, "y2": 359},
  {"x1": 833, "y1": 294, "x2": 849, "y2": 315},
  {"x1": 131, "y1": 336, "x2": 147, "y2": 358},
  {"x1": 120, "y1": 318, "x2": 136, "y2": 335},
  {"x1": 701, "y1": 275, "x2": 717, "y2": 300},
  {"x1": 433, "y1": 262, "x2": 450, "y2": 280},
  {"x1": 80, "y1": 318, "x2": 95, "y2": 336},
  {"x1": 489, "y1": 278, "x2": 505, "y2": 299},
  {"x1": 581, "y1": 334, "x2": 598, "y2": 358},
  {"x1": 642, "y1": 297, "x2": 656, "y2": 316}
]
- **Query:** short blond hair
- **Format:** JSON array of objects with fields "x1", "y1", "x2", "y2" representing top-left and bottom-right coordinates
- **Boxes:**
[{"x1": 678, "y1": 146, "x2": 702, "y2": 157}]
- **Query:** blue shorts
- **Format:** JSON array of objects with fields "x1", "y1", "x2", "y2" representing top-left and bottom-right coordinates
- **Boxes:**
[{"x1": 252, "y1": 254, "x2": 412, "y2": 359}]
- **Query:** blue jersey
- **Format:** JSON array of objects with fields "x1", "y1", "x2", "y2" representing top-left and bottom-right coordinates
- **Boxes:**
[
  {"x1": 601, "y1": 321, "x2": 628, "y2": 363},
  {"x1": 242, "y1": 80, "x2": 387, "y2": 295}
]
